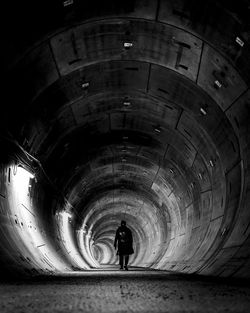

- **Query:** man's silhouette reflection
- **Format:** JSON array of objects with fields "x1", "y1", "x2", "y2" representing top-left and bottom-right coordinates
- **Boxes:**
[{"x1": 114, "y1": 220, "x2": 134, "y2": 270}]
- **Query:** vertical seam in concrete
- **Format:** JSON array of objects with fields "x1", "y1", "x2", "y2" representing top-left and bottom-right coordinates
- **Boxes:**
[
  {"x1": 190, "y1": 150, "x2": 198, "y2": 168},
  {"x1": 195, "y1": 41, "x2": 204, "y2": 85},
  {"x1": 175, "y1": 108, "x2": 183, "y2": 129},
  {"x1": 49, "y1": 40, "x2": 61, "y2": 78},
  {"x1": 159, "y1": 144, "x2": 169, "y2": 177},
  {"x1": 150, "y1": 164, "x2": 161, "y2": 188},
  {"x1": 70, "y1": 106, "x2": 78, "y2": 126},
  {"x1": 168, "y1": 189, "x2": 173, "y2": 197},
  {"x1": 210, "y1": 214, "x2": 224, "y2": 222},
  {"x1": 155, "y1": 0, "x2": 161, "y2": 21},
  {"x1": 225, "y1": 159, "x2": 241, "y2": 176},
  {"x1": 200, "y1": 189, "x2": 212, "y2": 194},
  {"x1": 184, "y1": 201, "x2": 194, "y2": 210},
  {"x1": 146, "y1": 63, "x2": 152, "y2": 92},
  {"x1": 21, "y1": 204, "x2": 35, "y2": 217},
  {"x1": 224, "y1": 88, "x2": 249, "y2": 113},
  {"x1": 163, "y1": 144, "x2": 169, "y2": 160},
  {"x1": 230, "y1": 260, "x2": 248, "y2": 277}
]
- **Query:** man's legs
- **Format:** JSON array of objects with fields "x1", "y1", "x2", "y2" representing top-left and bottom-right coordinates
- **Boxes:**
[
  {"x1": 124, "y1": 255, "x2": 129, "y2": 270},
  {"x1": 119, "y1": 254, "x2": 124, "y2": 269}
]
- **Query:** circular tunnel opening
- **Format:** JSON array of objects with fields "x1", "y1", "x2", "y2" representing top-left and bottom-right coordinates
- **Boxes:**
[{"x1": 0, "y1": 0, "x2": 249, "y2": 279}]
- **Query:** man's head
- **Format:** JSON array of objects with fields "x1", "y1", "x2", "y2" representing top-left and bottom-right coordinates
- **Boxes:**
[{"x1": 121, "y1": 220, "x2": 126, "y2": 226}]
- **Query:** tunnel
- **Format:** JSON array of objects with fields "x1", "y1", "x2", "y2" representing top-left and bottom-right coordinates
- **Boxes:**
[{"x1": 1, "y1": 0, "x2": 250, "y2": 306}]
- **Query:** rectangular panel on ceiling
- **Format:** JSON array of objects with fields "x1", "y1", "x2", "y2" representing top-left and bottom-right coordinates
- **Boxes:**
[
  {"x1": 50, "y1": 22, "x2": 123, "y2": 76},
  {"x1": 126, "y1": 21, "x2": 202, "y2": 81},
  {"x1": 197, "y1": 44, "x2": 248, "y2": 111},
  {"x1": 148, "y1": 64, "x2": 205, "y2": 113},
  {"x1": 50, "y1": 2, "x2": 157, "y2": 75},
  {"x1": 158, "y1": 24, "x2": 202, "y2": 81},
  {"x1": 158, "y1": 0, "x2": 240, "y2": 63},
  {"x1": 90, "y1": 61, "x2": 150, "y2": 93}
]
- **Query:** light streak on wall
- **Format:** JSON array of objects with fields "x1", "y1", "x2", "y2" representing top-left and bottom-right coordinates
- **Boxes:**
[{"x1": 11, "y1": 166, "x2": 69, "y2": 273}]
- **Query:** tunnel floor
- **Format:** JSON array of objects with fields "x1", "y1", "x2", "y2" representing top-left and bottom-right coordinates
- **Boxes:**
[{"x1": 1, "y1": 268, "x2": 250, "y2": 313}]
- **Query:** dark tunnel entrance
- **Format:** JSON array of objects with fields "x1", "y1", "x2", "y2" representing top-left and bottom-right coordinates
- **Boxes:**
[{"x1": 0, "y1": 0, "x2": 250, "y2": 281}]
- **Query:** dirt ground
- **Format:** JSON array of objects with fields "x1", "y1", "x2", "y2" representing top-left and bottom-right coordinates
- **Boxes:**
[{"x1": 0, "y1": 268, "x2": 250, "y2": 313}]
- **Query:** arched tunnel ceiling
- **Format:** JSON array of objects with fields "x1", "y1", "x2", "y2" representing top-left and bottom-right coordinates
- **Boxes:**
[{"x1": 1, "y1": 0, "x2": 250, "y2": 277}]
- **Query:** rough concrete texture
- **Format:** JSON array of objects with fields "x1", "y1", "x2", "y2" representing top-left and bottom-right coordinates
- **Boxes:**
[{"x1": 0, "y1": 269, "x2": 250, "y2": 313}]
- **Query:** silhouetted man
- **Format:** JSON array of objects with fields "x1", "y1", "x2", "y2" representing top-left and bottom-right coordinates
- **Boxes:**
[{"x1": 114, "y1": 220, "x2": 134, "y2": 270}]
